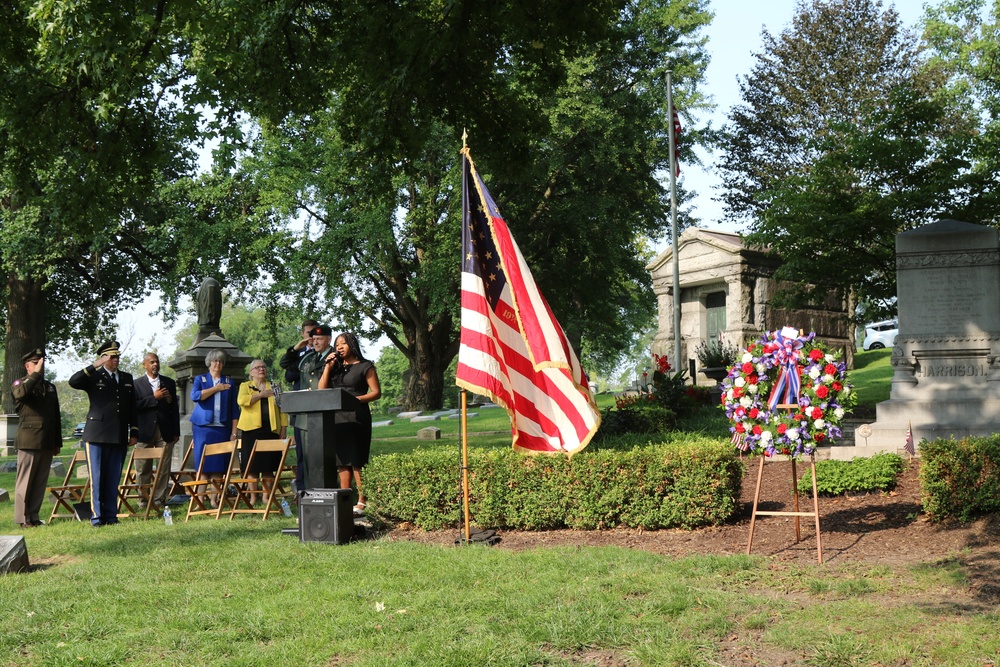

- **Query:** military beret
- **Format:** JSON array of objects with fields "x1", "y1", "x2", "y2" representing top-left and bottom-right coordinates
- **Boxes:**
[
  {"x1": 21, "y1": 348, "x2": 45, "y2": 363},
  {"x1": 309, "y1": 325, "x2": 332, "y2": 336},
  {"x1": 97, "y1": 340, "x2": 121, "y2": 357}
]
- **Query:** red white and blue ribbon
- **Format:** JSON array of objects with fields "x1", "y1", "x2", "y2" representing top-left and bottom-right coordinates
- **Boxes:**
[{"x1": 767, "y1": 327, "x2": 805, "y2": 410}]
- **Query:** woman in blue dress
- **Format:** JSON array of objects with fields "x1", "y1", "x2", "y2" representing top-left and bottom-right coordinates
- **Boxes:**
[{"x1": 190, "y1": 349, "x2": 240, "y2": 504}]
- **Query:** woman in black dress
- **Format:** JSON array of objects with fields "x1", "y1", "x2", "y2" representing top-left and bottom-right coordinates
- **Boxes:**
[{"x1": 318, "y1": 333, "x2": 381, "y2": 515}]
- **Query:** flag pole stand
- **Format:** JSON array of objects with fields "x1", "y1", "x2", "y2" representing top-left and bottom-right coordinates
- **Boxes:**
[
  {"x1": 745, "y1": 403, "x2": 824, "y2": 564},
  {"x1": 459, "y1": 389, "x2": 472, "y2": 544}
]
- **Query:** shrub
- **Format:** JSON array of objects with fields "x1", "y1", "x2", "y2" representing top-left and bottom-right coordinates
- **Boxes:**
[
  {"x1": 594, "y1": 397, "x2": 677, "y2": 439},
  {"x1": 797, "y1": 453, "x2": 904, "y2": 496},
  {"x1": 365, "y1": 441, "x2": 744, "y2": 531},
  {"x1": 920, "y1": 436, "x2": 1000, "y2": 522}
]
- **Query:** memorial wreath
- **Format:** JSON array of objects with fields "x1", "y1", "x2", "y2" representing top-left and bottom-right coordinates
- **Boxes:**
[{"x1": 721, "y1": 327, "x2": 856, "y2": 457}]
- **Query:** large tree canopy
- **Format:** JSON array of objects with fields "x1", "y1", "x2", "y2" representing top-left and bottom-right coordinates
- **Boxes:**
[
  {"x1": 1, "y1": 0, "x2": 713, "y2": 412},
  {"x1": 717, "y1": 0, "x2": 988, "y2": 325},
  {"x1": 239, "y1": 0, "x2": 713, "y2": 409}
]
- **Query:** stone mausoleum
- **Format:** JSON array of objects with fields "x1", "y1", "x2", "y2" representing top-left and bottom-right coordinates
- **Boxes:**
[{"x1": 646, "y1": 228, "x2": 850, "y2": 383}]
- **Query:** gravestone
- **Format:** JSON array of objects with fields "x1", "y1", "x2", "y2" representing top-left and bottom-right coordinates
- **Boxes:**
[
  {"x1": 841, "y1": 220, "x2": 1000, "y2": 458},
  {"x1": 416, "y1": 427, "x2": 441, "y2": 441},
  {"x1": 0, "y1": 536, "x2": 29, "y2": 574}
]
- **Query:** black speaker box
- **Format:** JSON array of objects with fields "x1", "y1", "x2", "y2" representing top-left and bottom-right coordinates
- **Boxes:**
[{"x1": 299, "y1": 488, "x2": 354, "y2": 544}]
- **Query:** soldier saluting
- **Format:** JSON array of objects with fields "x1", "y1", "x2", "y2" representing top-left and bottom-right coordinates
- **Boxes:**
[{"x1": 12, "y1": 348, "x2": 62, "y2": 528}]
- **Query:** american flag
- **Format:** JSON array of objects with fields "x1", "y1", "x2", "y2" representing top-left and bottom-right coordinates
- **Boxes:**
[
  {"x1": 904, "y1": 422, "x2": 915, "y2": 456},
  {"x1": 731, "y1": 430, "x2": 748, "y2": 452},
  {"x1": 456, "y1": 149, "x2": 600, "y2": 455},
  {"x1": 672, "y1": 109, "x2": 682, "y2": 177}
]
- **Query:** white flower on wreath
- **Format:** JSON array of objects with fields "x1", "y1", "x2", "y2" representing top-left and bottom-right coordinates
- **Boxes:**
[
  {"x1": 742, "y1": 352, "x2": 754, "y2": 363},
  {"x1": 734, "y1": 377, "x2": 746, "y2": 387},
  {"x1": 739, "y1": 396, "x2": 753, "y2": 408},
  {"x1": 787, "y1": 428, "x2": 800, "y2": 441},
  {"x1": 808, "y1": 366, "x2": 821, "y2": 379},
  {"x1": 747, "y1": 383, "x2": 759, "y2": 394},
  {"x1": 834, "y1": 408, "x2": 845, "y2": 420},
  {"x1": 726, "y1": 389, "x2": 735, "y2": 401},
  {"x1": 825, "y1": 354, "x2": 835, "y2": 363},
  {"x1": 760, "y1": 430, "x2": 773, "y2": 445},
  {"x1": 822, "y1": 374, "x2": 834, "y2": 384},
  {"x1": 841, "y1": 386, "x2": 851, "y2": 397},
  {"x1": 756, "y1": 363, "x2": 767, "y2": 374},
  {"x1": 814, "y1": 419, "x2": 826, "y2": 430}
]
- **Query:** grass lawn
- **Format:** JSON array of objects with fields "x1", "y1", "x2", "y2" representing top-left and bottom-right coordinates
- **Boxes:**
[
  {"x1": 1, "y1": 496, "x2": 996, "y2": 666},
  {"x1": 850, "y1": 349, "x2": 893, "y2": 407},
  {"x1": 5, "y1": 364, "x2": 985, "y2": 666}
]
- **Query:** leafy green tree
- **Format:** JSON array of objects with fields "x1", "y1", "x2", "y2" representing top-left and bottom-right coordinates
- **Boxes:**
[
  {"x1": 241, "y1": 0, "x2": 712, "y2": 410},
  {"x1": 719, "y1": 0, "x2": 922, "y2": 225},
  {"x1": 717, "y1": 0, "x2": 987, "y2": 330}
]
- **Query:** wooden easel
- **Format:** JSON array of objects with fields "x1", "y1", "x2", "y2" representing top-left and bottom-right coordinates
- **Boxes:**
[{"x1": 745, "y1": 402, "x2": 824, "y2": 564}]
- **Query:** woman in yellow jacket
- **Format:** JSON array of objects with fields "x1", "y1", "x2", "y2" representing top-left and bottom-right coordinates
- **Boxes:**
[{"x1": 236, "y1": 360, "x2": 288, "y2": 505}]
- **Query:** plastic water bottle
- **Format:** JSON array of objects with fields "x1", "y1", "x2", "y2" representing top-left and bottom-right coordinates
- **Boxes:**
[
  {"x1": 280, "y1": 497, "x2": 292, "y2": 517},
  {"x1": 163, "y1": 506, "x2": 173, "y2": 526}
]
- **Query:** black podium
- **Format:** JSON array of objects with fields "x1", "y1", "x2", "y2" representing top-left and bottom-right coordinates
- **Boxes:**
[{"x1": 278, "y1": 388, "x2": 360, "y2": 491}]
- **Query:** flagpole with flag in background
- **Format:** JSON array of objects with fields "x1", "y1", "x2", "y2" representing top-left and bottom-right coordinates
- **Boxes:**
[{"x1": 666, "y1": 70, "x2": 682, "y2": 370}]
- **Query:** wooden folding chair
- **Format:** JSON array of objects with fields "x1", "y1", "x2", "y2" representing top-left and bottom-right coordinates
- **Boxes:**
[
  {"x1": 117, "y1": 447, "x2": 167, "y2": 519},
  {"x1": 181, "y1": 440, "x2": 239, "y2": 521},
  {"x1": 168, "y1": 441, "x2": 197, "y2": 497},
  {"x1": 47, "y1": 450, "x2": 90, "y2": 522},
  {"x1": 229, "y1": 438, "x2": 295, "y2": 520}
]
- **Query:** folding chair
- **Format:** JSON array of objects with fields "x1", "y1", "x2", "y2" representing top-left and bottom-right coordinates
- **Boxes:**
[
  {"x1": 181, "y1": 440, "x2": 239, "y2": 521},
  {"x1": 117, "y1": 446, "x2": 167, "y2": 519},
  {"x1": 47, "y1": 450, "x2": 90, "y2": 522},
  {"x1": 229, "y1": 438, "x2": 295, "y2": 520},
  {"x1": 168, "y1": 441, "x2": 197, "y2": 497}
]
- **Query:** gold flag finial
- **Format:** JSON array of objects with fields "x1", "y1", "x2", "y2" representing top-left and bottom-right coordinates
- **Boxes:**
[{"x1": 462, "y1": 128, "x2": 468, "y2": 149}]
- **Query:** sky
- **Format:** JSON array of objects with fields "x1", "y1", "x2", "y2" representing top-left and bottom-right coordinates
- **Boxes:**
[{"x1": 44, "y1": 0, "x2": 929, "y2": 379}]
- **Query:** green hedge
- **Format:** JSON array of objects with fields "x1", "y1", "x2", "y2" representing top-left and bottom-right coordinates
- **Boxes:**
[
  {"x1": 364, "y1": 441, "x2": 744, "y2": 531},
  {"x1": 797, "y1": 453, "x2": 904, "y2": 496},
  {"x1": 920, "y1": 435, "x2": 1000, "y2": 522}
]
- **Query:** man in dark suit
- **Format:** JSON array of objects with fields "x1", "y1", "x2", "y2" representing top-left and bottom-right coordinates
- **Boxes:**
[
  {"x1": 11, "y1": 348, "x2": 62, "y2": 528},
  {"x1": 69, "y1": 340, "x2": 139, "y2": 526},
  {"x1": 279, "y1": 318, "x2": 318, "y2": 492},
  {"x1": 134, "y1": 352, "x2": 180, "y2": 508}
]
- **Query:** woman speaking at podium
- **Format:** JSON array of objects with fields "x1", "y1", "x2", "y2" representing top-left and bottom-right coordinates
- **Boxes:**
[{"x1": 318, "y1": 332, "x2": 381, "y2": 516}]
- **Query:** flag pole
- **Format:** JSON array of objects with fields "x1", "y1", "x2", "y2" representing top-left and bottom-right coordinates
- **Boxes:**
[
  {"x1": 460, "y1": 388, "x2": 472, "y2": 543},
  {"x1": 666, "y1": 70, "x2": 681, "y2": 368}
]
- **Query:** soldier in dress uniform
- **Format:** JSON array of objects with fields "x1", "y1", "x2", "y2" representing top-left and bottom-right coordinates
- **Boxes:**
[
  {"x1": 68, "y1": 340, "x2": 139, "y2": 526},
  {"x1": 11, "y1": 348, "x2": 62, "y2": 528}
]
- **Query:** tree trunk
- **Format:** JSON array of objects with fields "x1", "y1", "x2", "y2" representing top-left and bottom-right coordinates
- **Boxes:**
[
  {"x1": 3, "y1": 274, "x2": 47, "y2": 413},
  {"x1": 401, "y1": 311, "x2": 458, "y2": 411}
]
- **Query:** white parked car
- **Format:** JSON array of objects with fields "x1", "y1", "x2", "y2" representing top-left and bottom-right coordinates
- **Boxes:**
[{"x1": 863, "y1": 319, "x2": 898, "y2": 350}]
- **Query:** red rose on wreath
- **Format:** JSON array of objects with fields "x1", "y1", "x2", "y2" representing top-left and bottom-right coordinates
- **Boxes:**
[
  {"x1": 741, "y1": 362, "x2": 754, "y2": 374},
  {"x1": 815, "y1": 385, "x2": 830, "y2": 399},
  {"x1": 809, "y1": 349, "x2": 824, "y2": 361},
  {"x1": 752, "y1": 424, "x2": 762, "y2": 435},
  {"x1": 814, "y1": 432, "x2": 826, "y2": 443},
  {"x1": 777, "y1": 423, "x2": 787, "y2": 434},
  {"x1": 824, "y1": 363, "x2": 837, "y2": 375},
  {"x1": 832, "y1": 381, "x2": 843, "y2": 391},
  {"x1": 811, "y1": 407, "x2": 823, "y2": 419},
  {"x1": 749, "y1": 407, "x2": 759, "y2": 418}
]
